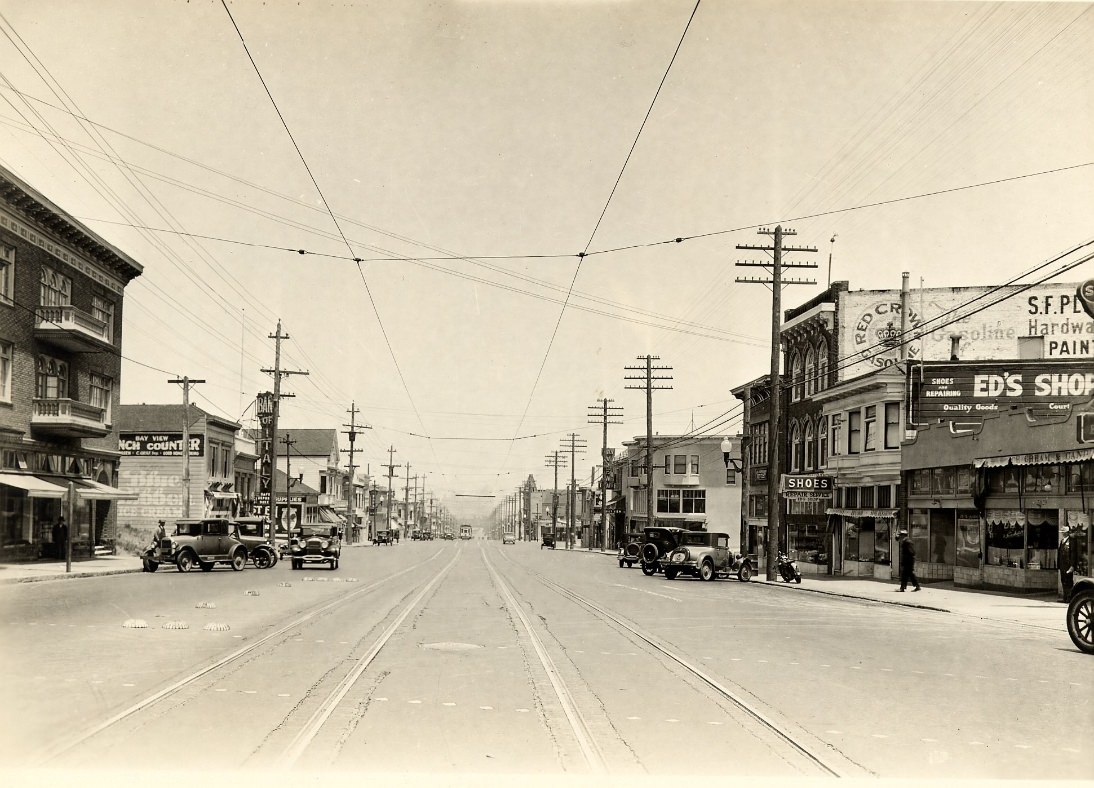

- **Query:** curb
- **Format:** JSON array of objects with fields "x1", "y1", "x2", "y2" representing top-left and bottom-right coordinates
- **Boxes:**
[{"x1": 1, "y1": 566, "x2": 145, "y2": 585}]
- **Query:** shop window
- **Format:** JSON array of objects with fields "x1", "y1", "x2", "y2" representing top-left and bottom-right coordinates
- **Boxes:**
[
  {"x1": 931, "y1": 467, "x2": 956, "y2": 496},
  {"x1": 955, "y1": 510, "x2": 981, "y2": 568},
  {"x1": 1066, "y1": 464, "x2": 1094, "y2": 493},
  {"x1": 874, "y1": 518, "x2": 892, "y2": 564},
  {"x1": 909, "y1": 510, "x2": 930, "y2": 563},
  {"x1": 789, "y1": 523, "x2": 827, "y2": 564},
  {"x1": 845, "y1": 516, "x2": 876, "y2": 562},
  {"x1": 844, "y1": 486, "x2": 859, "y2": 508},
  {"x1": 986, "y1": 513, "x2": 1024, "y2": 566},
  {"x1": 877, "y1": 484, "x2": 892, "y2": 508},
  {"x1": 864, "y1": 405, "x2": 877, "y2": 452},
  {"x1": 818, "y1": 416, "x2": 828, "y2": 467},
  {"x1": 988, "y1": 467, "x2": 1022, "y2": 494},
  {"x1": 956, "y1": 466, "x2": 973, "y2": 495},
  {"x1": 682, "y1": 489, "x2": 705, "y2": 514},
  {"x1": 928, "y1": 509, "x2": 956, "y2": 564},
  {"x1": 860, "y1": 486, "x2": 875, "y2": 508},
  {"x1": 847, "y1": 410, "x2": 861, "y2": 454},
  {"x1": 910, "y1": 468, "x2": 930, "y2": 495},
  {"x1": 1023, "y1": 464, "x2": 1059, "y2": 494},
  {"x1": 1026, "y1": 509, "x2": 1059, "y2": 569},
  {"x1": 884, "y1": 402, "x2": 901, "y2": 448}
]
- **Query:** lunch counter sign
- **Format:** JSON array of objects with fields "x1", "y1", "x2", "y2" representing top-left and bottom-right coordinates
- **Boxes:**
[{"x1": 119, "y1": 433, "x2": 205, "y2": 456}]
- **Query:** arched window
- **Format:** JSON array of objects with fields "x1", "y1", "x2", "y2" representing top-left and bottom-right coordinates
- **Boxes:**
[
  {"x1": 804, "y1": 418, "x2": 816, "y2": 470},
  {"x1": 816, "y1": 340, "x2": 829, "y2": 392},
  {"x1": 790, "y1": 420, "x2": 802, "y2": 472},
  {"x1": 804, "y1": 347, "x2": 816, "y2": 396},
  {"x1": 818, "y1": 415, "x2": 829, "y2": 467},
  {"x1": 791, "y1": 352, "x2": 804, "y2": 401}
]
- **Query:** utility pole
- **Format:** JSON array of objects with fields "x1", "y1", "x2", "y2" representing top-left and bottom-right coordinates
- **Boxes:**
[
  {"x1": 545, "y1": 451, "x2": 567, "y2": 544},
  {"x1": 588, "y1": 398, "x2": 623, "y2": 550},
  {"x1": 342, "y1": 402, "x2": 370, "y2": 544},
  {"x1": 280, "y1": 433, "x2": 297, "y2": 532},
  {"x1": 560, "y1": 434, "x2": 587, "y2": 549},
  {"x1": 736, "y1": 224, "x2": 817, "y2": 580},
  {"x1": 168, "y1": 376, "x2": 205, "y2": 519},
  {"x1": 404, "y1": 462, "x2": 412, "y2": 537},
  {"x1": 261, "y1": 320, "x2": 308, "y2": 543},
  {"x1": 625, "y1": 356, "x2": 673, "y2": 535},
  {"x1": 383, "y1": 446, "x2": 398, "y2": 538}
]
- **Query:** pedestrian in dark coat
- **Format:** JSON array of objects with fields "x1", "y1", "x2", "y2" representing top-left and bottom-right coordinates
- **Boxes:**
[
  {"x1": 57, "y1": 517, "x2": 68, "y2": 560},
  {"x1": 898, "y1": 528, "x2": 921, "y2": 592}
]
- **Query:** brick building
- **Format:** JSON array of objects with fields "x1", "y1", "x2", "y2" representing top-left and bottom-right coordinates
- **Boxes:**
[{"x1": 0, "y1": 164, "x2": 143, "y2": 561}]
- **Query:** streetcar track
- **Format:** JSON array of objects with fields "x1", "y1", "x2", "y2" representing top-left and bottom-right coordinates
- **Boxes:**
[
  {"x1": 26, "y1": 548, "x2": 447, "y2": 767},
  {"x1": 498, "y1": 547, "x2": 872, "y2": 778}
]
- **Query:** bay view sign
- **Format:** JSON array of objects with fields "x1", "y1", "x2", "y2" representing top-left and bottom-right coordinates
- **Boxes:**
[{"x1": 119, "y1": 433, "x2": 205, "y2": 456}]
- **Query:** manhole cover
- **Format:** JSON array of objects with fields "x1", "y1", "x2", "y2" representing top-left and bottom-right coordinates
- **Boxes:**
[{"x1": 422, "y1": 642, "x2": 484, "y2": 652}]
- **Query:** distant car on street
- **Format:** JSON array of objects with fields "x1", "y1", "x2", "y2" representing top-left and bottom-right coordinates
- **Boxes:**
[
  {"x1": 290, "y1": 525, "x2": 341, "y2": 570},
  {"x1": 617, "y1": 531, "x2": 643, "y2": 568},
  {"x1": 143, "y1": 518, "x2": 248, "y2": 573},
  {"x1": 374, "y1": 529, "x2": 392, "y2": 546},
  {"x1": 502, "y1": 532, "x2": 516, "y2": 545}
]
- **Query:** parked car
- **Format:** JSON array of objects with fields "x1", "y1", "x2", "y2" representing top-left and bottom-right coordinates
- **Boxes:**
[
  {"x1": 617, "y1": 532, "x2": 643, "y2": 568},
  {"x1": 541, "y1": 529, "x2": 556, "y2": 549},
  {"x1": 639, "y1": 526, "x2": 687, "y2": 575},
  {"x1": 290, "y1": 525, "x2": 341, "y2": 570},
  {"x1": 231, "y1": 517, "x2": 279, "y2": 568},
  {"x1": 502, "y1": 532, "x2": 516, "y2": 545},
  {"x1": 663, "y1": 531, "x2": 756, "y2": 582},
  {"x1": 143, "y1": 518, "x2": 248, "y2": 573}
]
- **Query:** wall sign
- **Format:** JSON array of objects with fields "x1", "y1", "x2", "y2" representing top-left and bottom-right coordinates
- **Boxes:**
[
  {"x1": 914, "y1": 360, "x2": 1094, "y2": 421},
  {"x1": 119, "y1": 433, "x2": 204, "y2": 457}
]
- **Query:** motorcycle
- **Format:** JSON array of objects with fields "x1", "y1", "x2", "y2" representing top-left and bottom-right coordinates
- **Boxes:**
[{"x1": 777, "y1": 552, "x2": 802, "y2": 583}]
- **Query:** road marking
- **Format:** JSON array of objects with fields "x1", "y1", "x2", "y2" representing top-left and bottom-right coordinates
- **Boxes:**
[
  {"x1": 789, "y1": 662, "x2": 799, "y2": 665},
  {"x1": 244, "y1": 690, "x2": 257, "y2": 694},
  {"x1": 731, "y1": 658, "x2": 741, "y2": 661},
  {"x1": 758, "y1": 659, "x2": 769, "y2": 663},
  {"x1": 821, "y1": 664, "x2": 831, "y2": 668},
  {"x1": 122, "y1": 683, "x2": 135, "y2": 687},
  {"x1": 480, "y1": 706, "x2": 493, "y2": 710},
  {"x1": 665, "y1": 719, "x2": 679, "y2": 723},
  {"x1": 1014, "y1": 744, "x2": 1032, "y2": 749},
  {"x1": 215, "y1": 689, "x2": 227, "y2": 693},
  {"x1": 315, "y1": 640, "x2": 325, "y2": 643},
  {"x1": 921, "y1": 738, "x2": 937, "y2": 743},
  {"x1": 850, "y1": 666, "x2": 862, "y2": 670},
  {"x1": 442, "y1": 702, "x2": 456, "y2": 707},
  {"x1": 1006, "y1": 677, "x2": 1018, "y2": 681},
  {"x1": 1038, "y1": 680, "x2": 1049, "y2": 684},
  {"x1": 880, "y1": 668, "x2": 893, "y2": 672},
  {"x1": 975, "y1": 675, "x2": 990, "y2": 679},
  {"x1": 377, "y1": 697, "x2": 388, "y2": 702},
  {"x1": 408, "y1": 700, "x2": 422, "y2": 704},
  {"x1": 1061, "y1": 747, "x2": 1081, "y2": 753},
  {"x1": 707, "y1": 721, "x2": 723, "y2": 726},
  {"x1": 626, "y1": 716, "x2": 641, "y2": 720},
  {"x1": 278, "y1": 694, "x2": 290, "y2": 697},
  {"x1": 943, "y1": 673, "x2": 954, "y2": 677},
  {"x1": 826, "y1": 730, "x2": 842, "y2": 735},
  {"x1": 913, "y1": 670, "x2": 924, "y2": 674},
  {"x1": 871, "y1": 734, "x2": 888, "y2": 739},
  {"x1": 969, "y1": 741, "x2": 985, "y2": 746},
  {"x1": 516, "y1": 708, "x2": 529, "y2": 713}
]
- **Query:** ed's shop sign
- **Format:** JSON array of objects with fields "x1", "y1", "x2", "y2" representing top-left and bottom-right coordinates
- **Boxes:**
[
  {"x1": 780, "y1": 474, "x2": 834, "y2": 500},
  {"x1": 915, "y1": 360, "x2": 1094, "y2": 420},
  {"x1": 119, "y1": 433, "x2": 204, "y2": 457}
]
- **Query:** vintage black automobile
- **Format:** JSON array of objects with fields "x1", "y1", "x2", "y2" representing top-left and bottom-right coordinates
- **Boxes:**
[
  {"x1": 541, "y1": 528, "x2": 556, "y2": 549},
  {"x1": 639, "y1": 526, "x2": 687, "y2": 576},
  {"x1": 143, "y1": 518, "x2": 248, "y2": 573},
  {"x1": 290, "y1": 524, "x2": 341, "y2": 570},
  {"x1": 374, "y1": 529, "x2": 392, "y2": 546},
  {"x1": 663, "y1": 530, "x2": 756, "y2": 582},
  {"x1": 231, "y1": 517, "x2": 279, "y2": 568},
  {"x1": 617, "y1": 531, "x2": 643, "y2": 568}
]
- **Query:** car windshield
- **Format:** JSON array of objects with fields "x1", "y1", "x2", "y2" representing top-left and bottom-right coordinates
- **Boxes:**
[
  {"x1": 235, "y1": 522, "x2": 263, "y2": 537},
  {"x1": 174, "y1": 522, "x2": 201, "y2": 537},
  {"x1": 682, "y1": 532, "x2": 711, "y2": 546}
]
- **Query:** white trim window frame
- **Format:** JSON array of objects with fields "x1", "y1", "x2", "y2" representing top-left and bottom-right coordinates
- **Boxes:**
[
  {"x1": 89, "y1": 373, "x2": 112, "y2": 423},
  {"x1": 0, "y1": 340, "x2": 11, "y2": 402},
  {"x1": 0, "y1": 243, "x2": 14, "y2": 305},
  {"x1": 91, "y1": 295, "x2": 114, "y2": 344},
  {"x1": 39, "y1": 265, "x2": 71, "y2": 307},
  {"x1": 35, "y1": 355, "x2": 68, "y2": 399}
]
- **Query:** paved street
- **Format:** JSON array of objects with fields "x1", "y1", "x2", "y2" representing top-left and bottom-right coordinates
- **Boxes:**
[{"x1": 1, "y1": 540, "x2": 1088, "y2": 783}]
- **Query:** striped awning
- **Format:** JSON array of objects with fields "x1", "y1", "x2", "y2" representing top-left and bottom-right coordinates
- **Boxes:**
[
  {"x1": 974, "y1": 447, "x2": 1094, "y2": 468},
  {"x1": 0, "y1": 473, "x2": 67, "y2": 499}
]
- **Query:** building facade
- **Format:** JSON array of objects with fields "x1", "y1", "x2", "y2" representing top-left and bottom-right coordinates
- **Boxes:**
[{"x1": 0, "y1": 165, "x2": 143, "y2": 561}]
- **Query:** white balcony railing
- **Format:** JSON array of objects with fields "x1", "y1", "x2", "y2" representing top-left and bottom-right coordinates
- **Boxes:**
[
  {"x1": 31, "y1": 398, "x2": 108, "y2": 437},
  {"x1": 34, "y1": 305, "x2": 111, "y2": 351}
]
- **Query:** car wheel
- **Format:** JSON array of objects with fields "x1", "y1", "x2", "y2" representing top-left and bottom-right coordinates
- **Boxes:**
[
  {"x1": 640, "y1": 562, "x2": 656, "y2": 576},
  {"x1": 330, "y1": 558, "x2": 338, "y2": 570},
  {"x1": 253, "y1": 550, "x2": 272, "y2": 569},
  {"x1": 199, "y1": 561, "x2": 214, "y2": 572},
  {"x1": 737, "y1": 563, "x2": 753, "y2": 583},
  {"x1": 1067, "y1": 589, "x2": 1094, "y2": 655},
  {"x1": 664, "y1": 567, "x2": 678, "y2": 581},
  {"x1": 143, "y1": 558, "x2": 159, "y2": 573},
  {"x1": 699, "y1": 560, "x2": 715, "y2": 581},
  {"x1": 231, "y1": 551, "x2": 246, "y2": 571},
  {"x1": 176, "y1": 551, "x2": 195, "y2": 573}
]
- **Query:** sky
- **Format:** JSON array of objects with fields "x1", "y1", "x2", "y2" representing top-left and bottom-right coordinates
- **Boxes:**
[{"x1": 0, "y1": 0, "x2": 1092, "y2": 521}]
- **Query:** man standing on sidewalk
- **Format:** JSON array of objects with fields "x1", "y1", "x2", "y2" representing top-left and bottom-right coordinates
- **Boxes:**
[{"x1": 899, "y1": 528, "x2": 921, "y2": 592}]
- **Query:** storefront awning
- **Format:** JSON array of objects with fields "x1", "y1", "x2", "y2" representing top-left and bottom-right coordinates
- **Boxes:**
[
  {"x1": 73, "y1": 479, "x2": 140, "y2": 501},
  {"x1": 974, "y1": 447, "x2": 1094, "y2": 469},
  {"x1": 205, "y1": 489, "x2": 240, "y2": 500},
  {"x1": 825, "y1": 508, "x2": 898, "y2": 519},
  {"x1": 0, "y1": 473, "x2": 67, "y2": 499},
  {"x1": 317, "y1": 506, "x2": 342, "y2": 524}
]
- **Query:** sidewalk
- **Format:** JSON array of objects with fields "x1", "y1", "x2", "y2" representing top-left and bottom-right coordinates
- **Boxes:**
[
  {"x1": 571, "y1": 545, "x2": 1068, "y2": 633},
  {"x1": 0, "y1": 554, "x2": 145, "y2": 584}
]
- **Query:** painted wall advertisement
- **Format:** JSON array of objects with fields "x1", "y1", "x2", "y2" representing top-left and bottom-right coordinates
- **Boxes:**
[
  {"x1": 119, "y1": 433, "x2": 204, "y2": 456},
  {"x1": 840, "y1": 282, "x2": 1093, "y2": 380}
]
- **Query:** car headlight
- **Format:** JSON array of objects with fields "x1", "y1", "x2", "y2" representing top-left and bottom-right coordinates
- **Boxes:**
[
  {"x1": 321, "y1": 540, "x2": 330, "y2": 549},
  {"x1": 671, "y1": 549, "x2": 688, "y2": 563}
]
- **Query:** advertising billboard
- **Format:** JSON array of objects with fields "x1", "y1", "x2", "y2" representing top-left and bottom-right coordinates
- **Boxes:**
[
  {"x1": 839, "y1": 282, "x2": 1094, "y2": 380},
  {"x1": 119, "y1": 433, "x2": 204, "y2": 457}
]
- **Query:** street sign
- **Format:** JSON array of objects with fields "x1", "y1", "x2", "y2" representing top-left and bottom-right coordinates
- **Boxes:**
[
  {"x1": 1079, "y1": 412, "x2": 1094, "y2": 444},
  {"x1": 1079, "y1": 280, "x2": 1094, "y2": 320}
]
